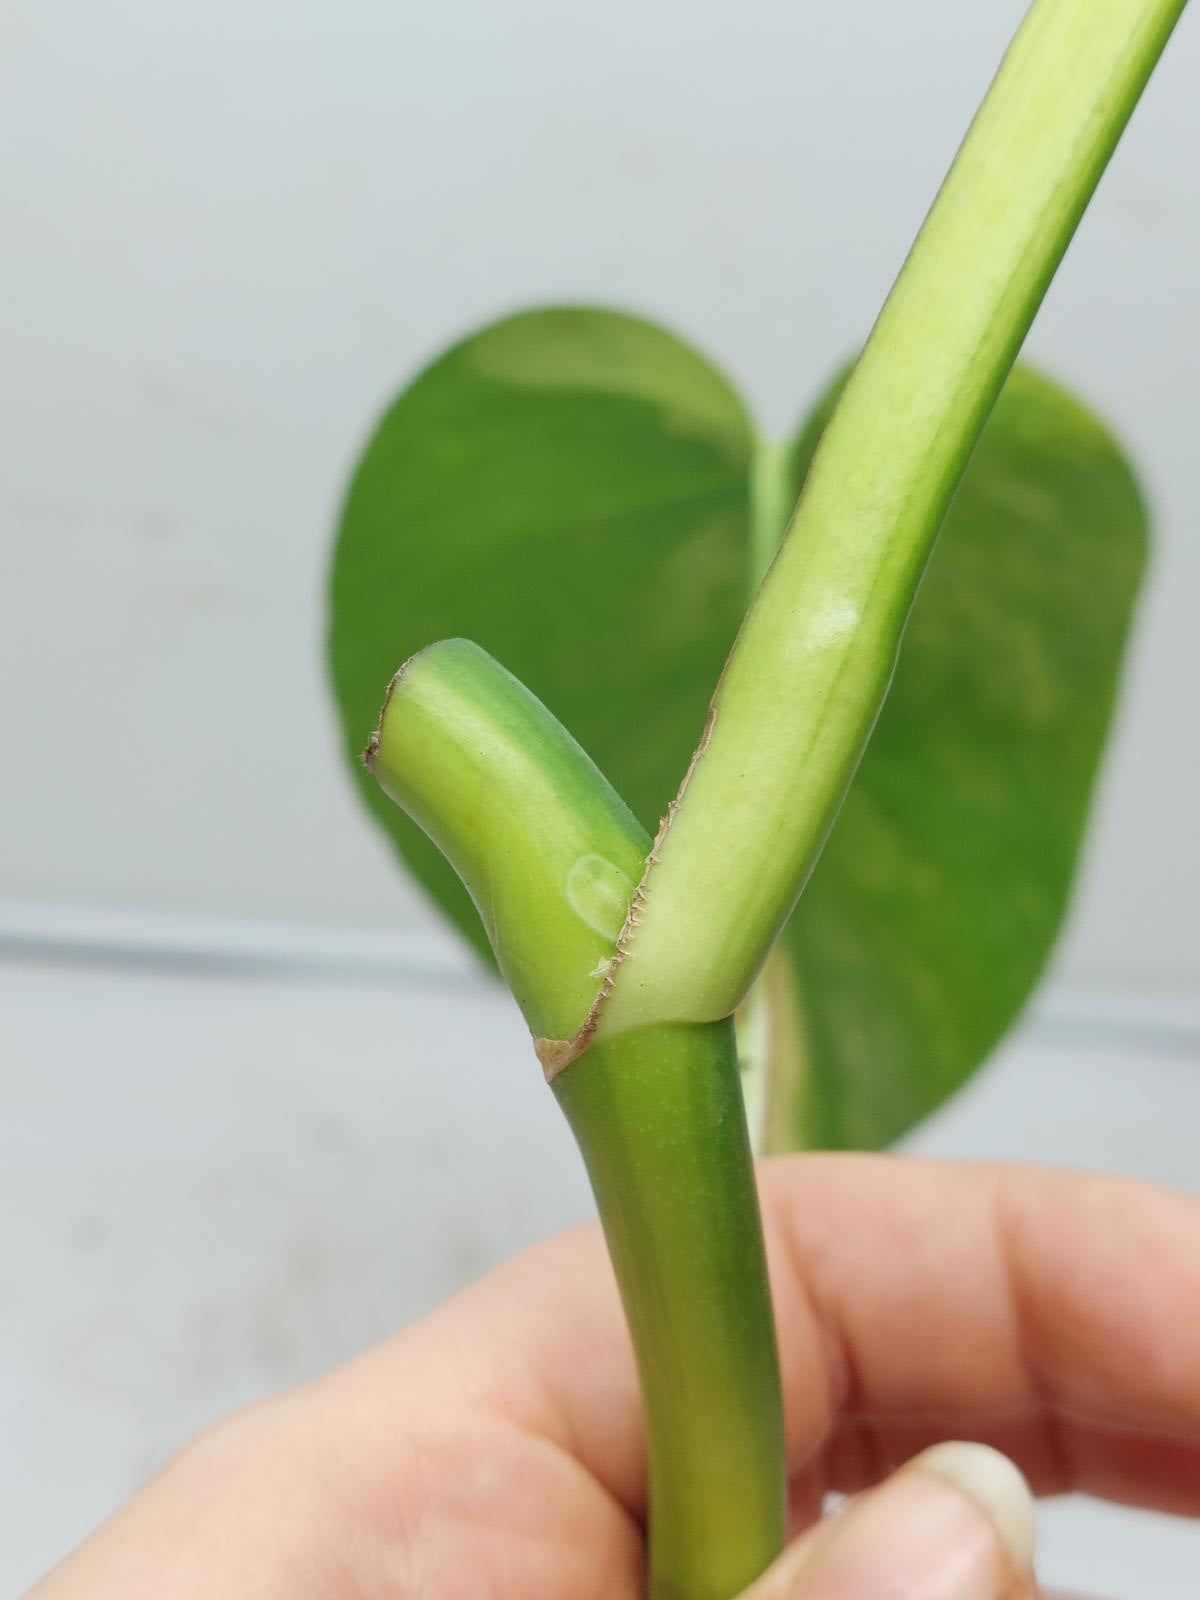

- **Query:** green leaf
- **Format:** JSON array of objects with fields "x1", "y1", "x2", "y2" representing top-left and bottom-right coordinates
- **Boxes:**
[
  {"x1": 329, "y1": 308, "x2": 1146, "y2": 1153},
  {"x1": 764, "y1": 364, "x2": 1148, "y2": 1151},
  {"x1": 329, "y1": 308, "x2": 752, "y2": 967}
]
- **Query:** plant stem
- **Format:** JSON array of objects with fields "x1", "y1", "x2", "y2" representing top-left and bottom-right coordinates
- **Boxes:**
[
  {"x1": 738, "y1": 442, "x2": 806, "y2": 1143},
  {"x1": 555, "y1": 1021, "x2": 784, "y2": 1600},
  {"x1": 366, "y1": 641, "x2": 786, "y2": 1598},
  {"x1": 595, "y1": 0, "x2": 1187, "y2": 1043},
  {"x1": 748, "y1": 436, "x2": 792, "y2": 594},
  {"x1": 365, "y1": 637, "x2": 648, "y2": 1043},
  {"x1": 364, "y1": 8, "x2": 1185, "y2": 1593}
]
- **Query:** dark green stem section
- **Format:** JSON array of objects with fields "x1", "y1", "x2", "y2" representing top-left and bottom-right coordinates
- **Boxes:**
[{"x1": 554, "y1": 1020, "x2": 784, "y2": 1600}]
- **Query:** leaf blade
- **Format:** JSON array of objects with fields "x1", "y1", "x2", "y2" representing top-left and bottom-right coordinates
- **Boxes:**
[{"x1": 328, "y1": 307, "x2": 753, "y2": 965}]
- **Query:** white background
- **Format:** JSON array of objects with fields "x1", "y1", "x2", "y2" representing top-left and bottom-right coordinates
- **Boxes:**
[{"x1": 2, "y1": 1, "x2": 1197, "y2": 1593}]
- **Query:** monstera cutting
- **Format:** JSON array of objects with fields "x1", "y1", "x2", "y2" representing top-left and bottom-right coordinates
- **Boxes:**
[{"x1": 327, "y1": 4, "x2": 1183, "y2": 1597}]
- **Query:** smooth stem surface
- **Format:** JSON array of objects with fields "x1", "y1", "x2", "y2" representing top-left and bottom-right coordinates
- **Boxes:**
[
  {"x1": 554, "y1": 1021, "x2": 784, "y2": 1600},
  {"x1": 596, "y1": 0, "x2": 1187, "y2": 1041},
  {"x1": 366, "y1": 637, "x2": 648, "y2": 1044},
  {"x1": 366, "y1": 641, "x2": 786, "y2": 1597}
]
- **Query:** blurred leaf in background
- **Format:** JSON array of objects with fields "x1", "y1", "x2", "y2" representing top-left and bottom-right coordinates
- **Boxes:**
[
  {"x1": 330, "y1": 309, "x2": 751, "y2": 968},
  {"x1": 329, "y1": 309, "x2": 1146, "y2": 1150}
]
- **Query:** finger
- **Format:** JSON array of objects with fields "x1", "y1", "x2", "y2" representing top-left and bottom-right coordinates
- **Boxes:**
[
  {"x1": 336, "y1": 1156, "x2": 1200, "y2": 1518},
  {"x1": 739, "y1": 1442, "x2": 1036, "y2": 1600},
  {"x1": 764, "y1": 1157, "x2": 1200, "y2": 1512}
]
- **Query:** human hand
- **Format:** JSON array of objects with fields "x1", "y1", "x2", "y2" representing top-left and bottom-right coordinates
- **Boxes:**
[{"x1": 29, "y1": 1156, "x2": 1200, "y2": 1598}]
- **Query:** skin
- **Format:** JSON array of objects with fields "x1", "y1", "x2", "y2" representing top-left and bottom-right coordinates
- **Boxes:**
[{"x1": 30, "y1": 1156, "x2": 1200, "y2": 1599}]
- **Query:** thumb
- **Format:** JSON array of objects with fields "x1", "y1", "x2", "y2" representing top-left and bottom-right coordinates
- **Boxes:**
[{"x1": 740, "y1": 1442, "x2": 1037, "y2": 1599}]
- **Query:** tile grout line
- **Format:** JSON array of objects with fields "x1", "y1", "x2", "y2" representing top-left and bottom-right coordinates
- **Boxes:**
[{"x1": 1, "y1": 897, "x2": 1197, "y2": 1059}]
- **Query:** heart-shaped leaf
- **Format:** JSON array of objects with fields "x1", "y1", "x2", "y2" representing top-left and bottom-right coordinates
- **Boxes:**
[{"x1": 328, "y1": 309, "x2": 1146, "y2": 1149}]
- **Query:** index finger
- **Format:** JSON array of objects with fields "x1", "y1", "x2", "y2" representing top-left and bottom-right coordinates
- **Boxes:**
[
  {"x1": 765, "y1": 1156, "x2": 1200, "y2": 1519},
  {"x1": 357, "y1": 1156, "x2": 1200, "y2": 1520}
]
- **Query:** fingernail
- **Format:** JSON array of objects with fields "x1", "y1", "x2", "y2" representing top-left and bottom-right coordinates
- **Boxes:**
[
  {"x1": 743, "y1": 1441, "x2": 1035, "y2": 1598},
  {"x1": 914, "y1": 1441, "x2": 1036, "y2": 1571}
]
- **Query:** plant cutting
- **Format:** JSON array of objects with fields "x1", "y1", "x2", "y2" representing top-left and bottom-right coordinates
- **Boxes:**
[{"x1": 328, "y1": 3, "x2": 1187, "y2": 1597}]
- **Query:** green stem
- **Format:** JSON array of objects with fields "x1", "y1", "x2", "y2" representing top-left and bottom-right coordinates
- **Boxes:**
[
  {"x1": 738, "y1": 442, "x2": 802, "y2": 1142},
  {"x1": 365, "y1": 637, "x2": 648, "y2": 1044},
  {"x1": 555, "y1": 1022, "x2": 784, "y2": 1600},
  {"x1": 366, "y1": 641, "x2": 785, "y2": 1598},
  {"x1": 596, "y1": 0, "x2": 1187, "y2": 1042},
  {"x1": 748, "y1": 436, "x2": 792, "y2": 594},
  {"x1": 364, "y1": 8, "x2": 1185, "y2": 1594}
]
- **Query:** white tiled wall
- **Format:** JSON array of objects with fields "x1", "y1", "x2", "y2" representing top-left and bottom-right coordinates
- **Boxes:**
[{"x1": 1, "y1": 0, "x2": 1197, "y2": 986}]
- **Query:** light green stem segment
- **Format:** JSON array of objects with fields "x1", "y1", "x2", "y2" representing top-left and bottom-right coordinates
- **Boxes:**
[
  {"x1": 555, "y1": 1021, "x2": 785, "y2": 1600},
  {"x1": 366, "y1": 639, "x2": 786, "y2": 1597},
  {"x1": 596, "y1": 0, "x2": 1187, "y2": 1041},
  {"x1": 366, "y1": 637, "x2": 649, "y2": 1043}
]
